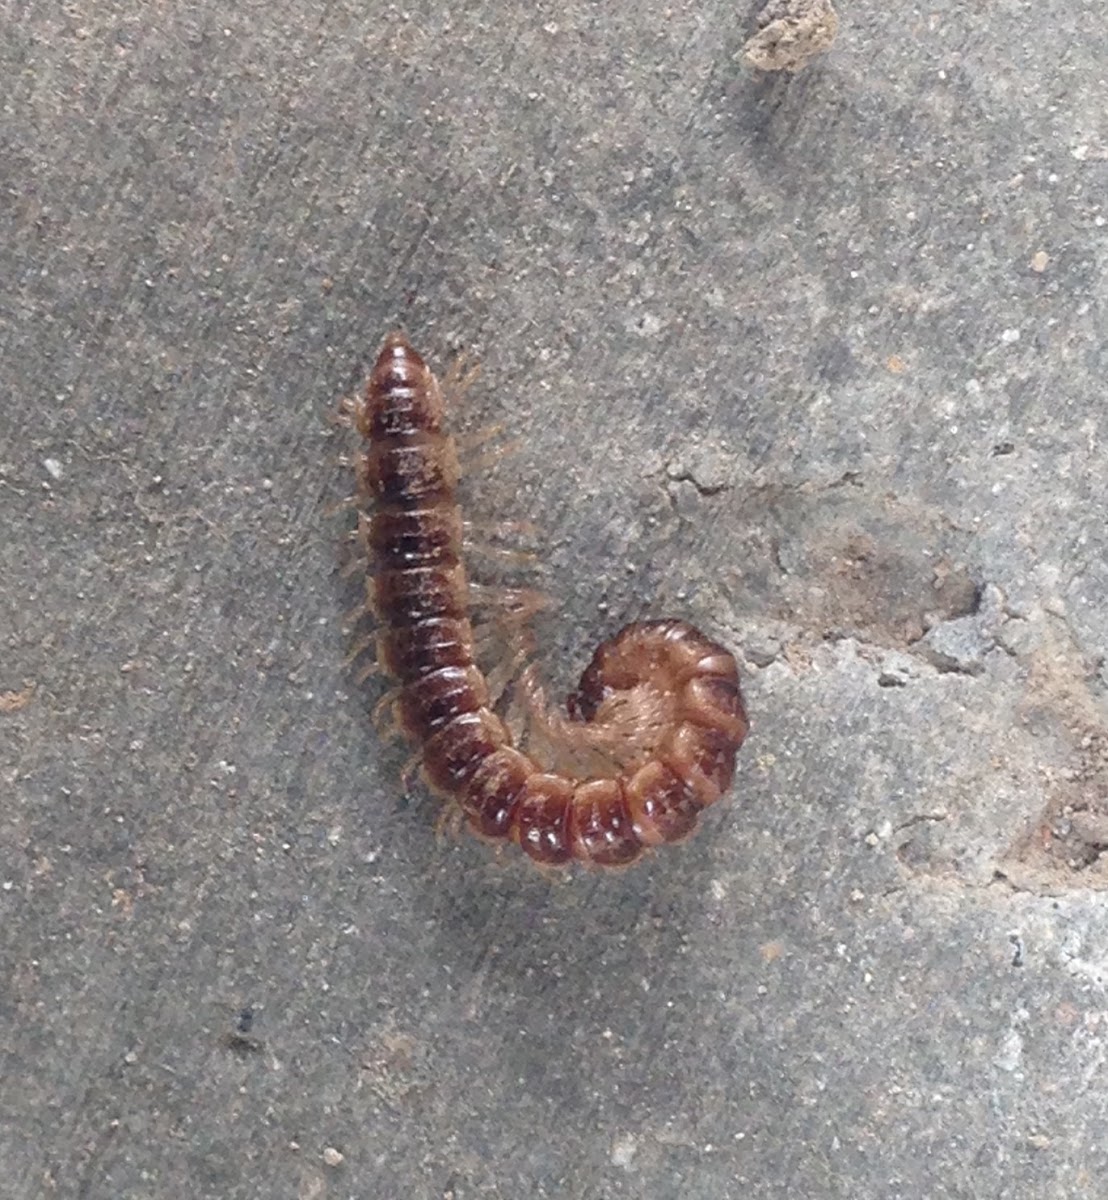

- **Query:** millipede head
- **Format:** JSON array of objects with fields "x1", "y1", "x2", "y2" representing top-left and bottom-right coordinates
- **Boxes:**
[
  {"x1": 370, "y1": 331, "x2": 422, "y2": 389},
  {"x1": 364, "y1": 330, "x2": 445, "y2": 439}
]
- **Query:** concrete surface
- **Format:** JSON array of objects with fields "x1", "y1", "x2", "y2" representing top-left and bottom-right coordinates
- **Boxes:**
[{"x1": 2, "y1": 2, "x2": 1107, "y2": 1197}]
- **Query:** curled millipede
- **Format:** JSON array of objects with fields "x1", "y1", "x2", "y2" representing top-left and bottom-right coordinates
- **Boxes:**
[{"x1": 344, "y1": 331, "x2": 749, "y2": 868}]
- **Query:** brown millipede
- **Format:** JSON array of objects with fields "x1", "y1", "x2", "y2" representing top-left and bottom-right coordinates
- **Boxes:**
[{"x1": 342, "y1": 331, "x2": 749, "y2": 868}]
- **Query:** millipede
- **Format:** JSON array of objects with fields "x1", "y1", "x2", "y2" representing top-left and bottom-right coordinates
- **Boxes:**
[{"x1": 340, "y1": 331, "x2": 749, "y2": 869}]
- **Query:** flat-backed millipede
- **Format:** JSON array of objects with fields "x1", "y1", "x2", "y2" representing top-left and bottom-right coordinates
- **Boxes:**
[{"x1": 343, "y1": 331, "x2": 749, "y2": 868}]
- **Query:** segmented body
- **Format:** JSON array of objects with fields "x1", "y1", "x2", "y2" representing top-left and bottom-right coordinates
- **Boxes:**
[{"x1": 352, "y1": 331, "x2": 749, "y2": 868}]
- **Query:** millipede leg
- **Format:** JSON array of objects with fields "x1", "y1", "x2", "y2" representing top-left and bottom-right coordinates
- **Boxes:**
[
  {"x1": 341, "y1": 597, "x2": 376, "y2": 629},
  {"x1": 400, "y1": 748, "x2": 423, "y2": 796},
  {"x1": 462, "y1": 438, "x2": 523, "y2": 474},
  {"x1": 345, "y1": 631, "x2": 383, "y2": 683},
  {"x1": 339, "y1": 513, "x2": 372, "y2": 570},
  {"x1": 339, "y1": 553, "x2": 369, "y2": 579},
  {"x1": 372, "y1": 688, "x2": 403, "y2": 740},
  {"x1": 468, "y1": 583, "x2": 549, "y2": 623},
  {"x1": 469, "y1": 588, "x2": 544, "y2": 693},
  {"x1": 465, "y1": 541, "x2": 539, "y2": 568},
  {"x1": 485, "y1": 640, "x2": 530, "y2": 708},
  {"x1": 455, "y1": 422, "x2": 504, "y2": 454},
  {"x1": 463, "y1": 516, "x2": 539, "y2": 567},
  {"x1": 464, "y1": 516, "x2": 538, "y2": 541},
  {"x1": 434, "y1": 800, "x2": 466, "y2": 843},
  {"x1": 513, "y1": 663, "x2": 648, "y2": 776},
  {"x1": 344, "y1": 632, "x2": 376, "y2": 665},
  {"x1": 329, "y1": 392, "x2": 364, "y2": 429},
  {"x1": 441, "y1": 353, "x2": 481, "y2": 402},
  {"x1": 472, "y1": 626, "x2": 505, "y2": 673},
  {"x1": 343, "y1": 613, "x2": 372, "y2": 636},
  {"x1": 354, "y1": 659, "x2": 383, "y2": 684},
  {"x1": 325, "y1": 494, "x2": 361, "y2": 516}
]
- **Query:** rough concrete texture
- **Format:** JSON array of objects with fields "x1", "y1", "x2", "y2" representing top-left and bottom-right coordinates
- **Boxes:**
[{"x1": 2, "y1": 2, "x2": 1107, "y2": 1197}]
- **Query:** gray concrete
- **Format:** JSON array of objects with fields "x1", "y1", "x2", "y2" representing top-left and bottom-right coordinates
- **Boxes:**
[{"x1": 2, "y1": 2, "x2": 1107, "y2": 1197}]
